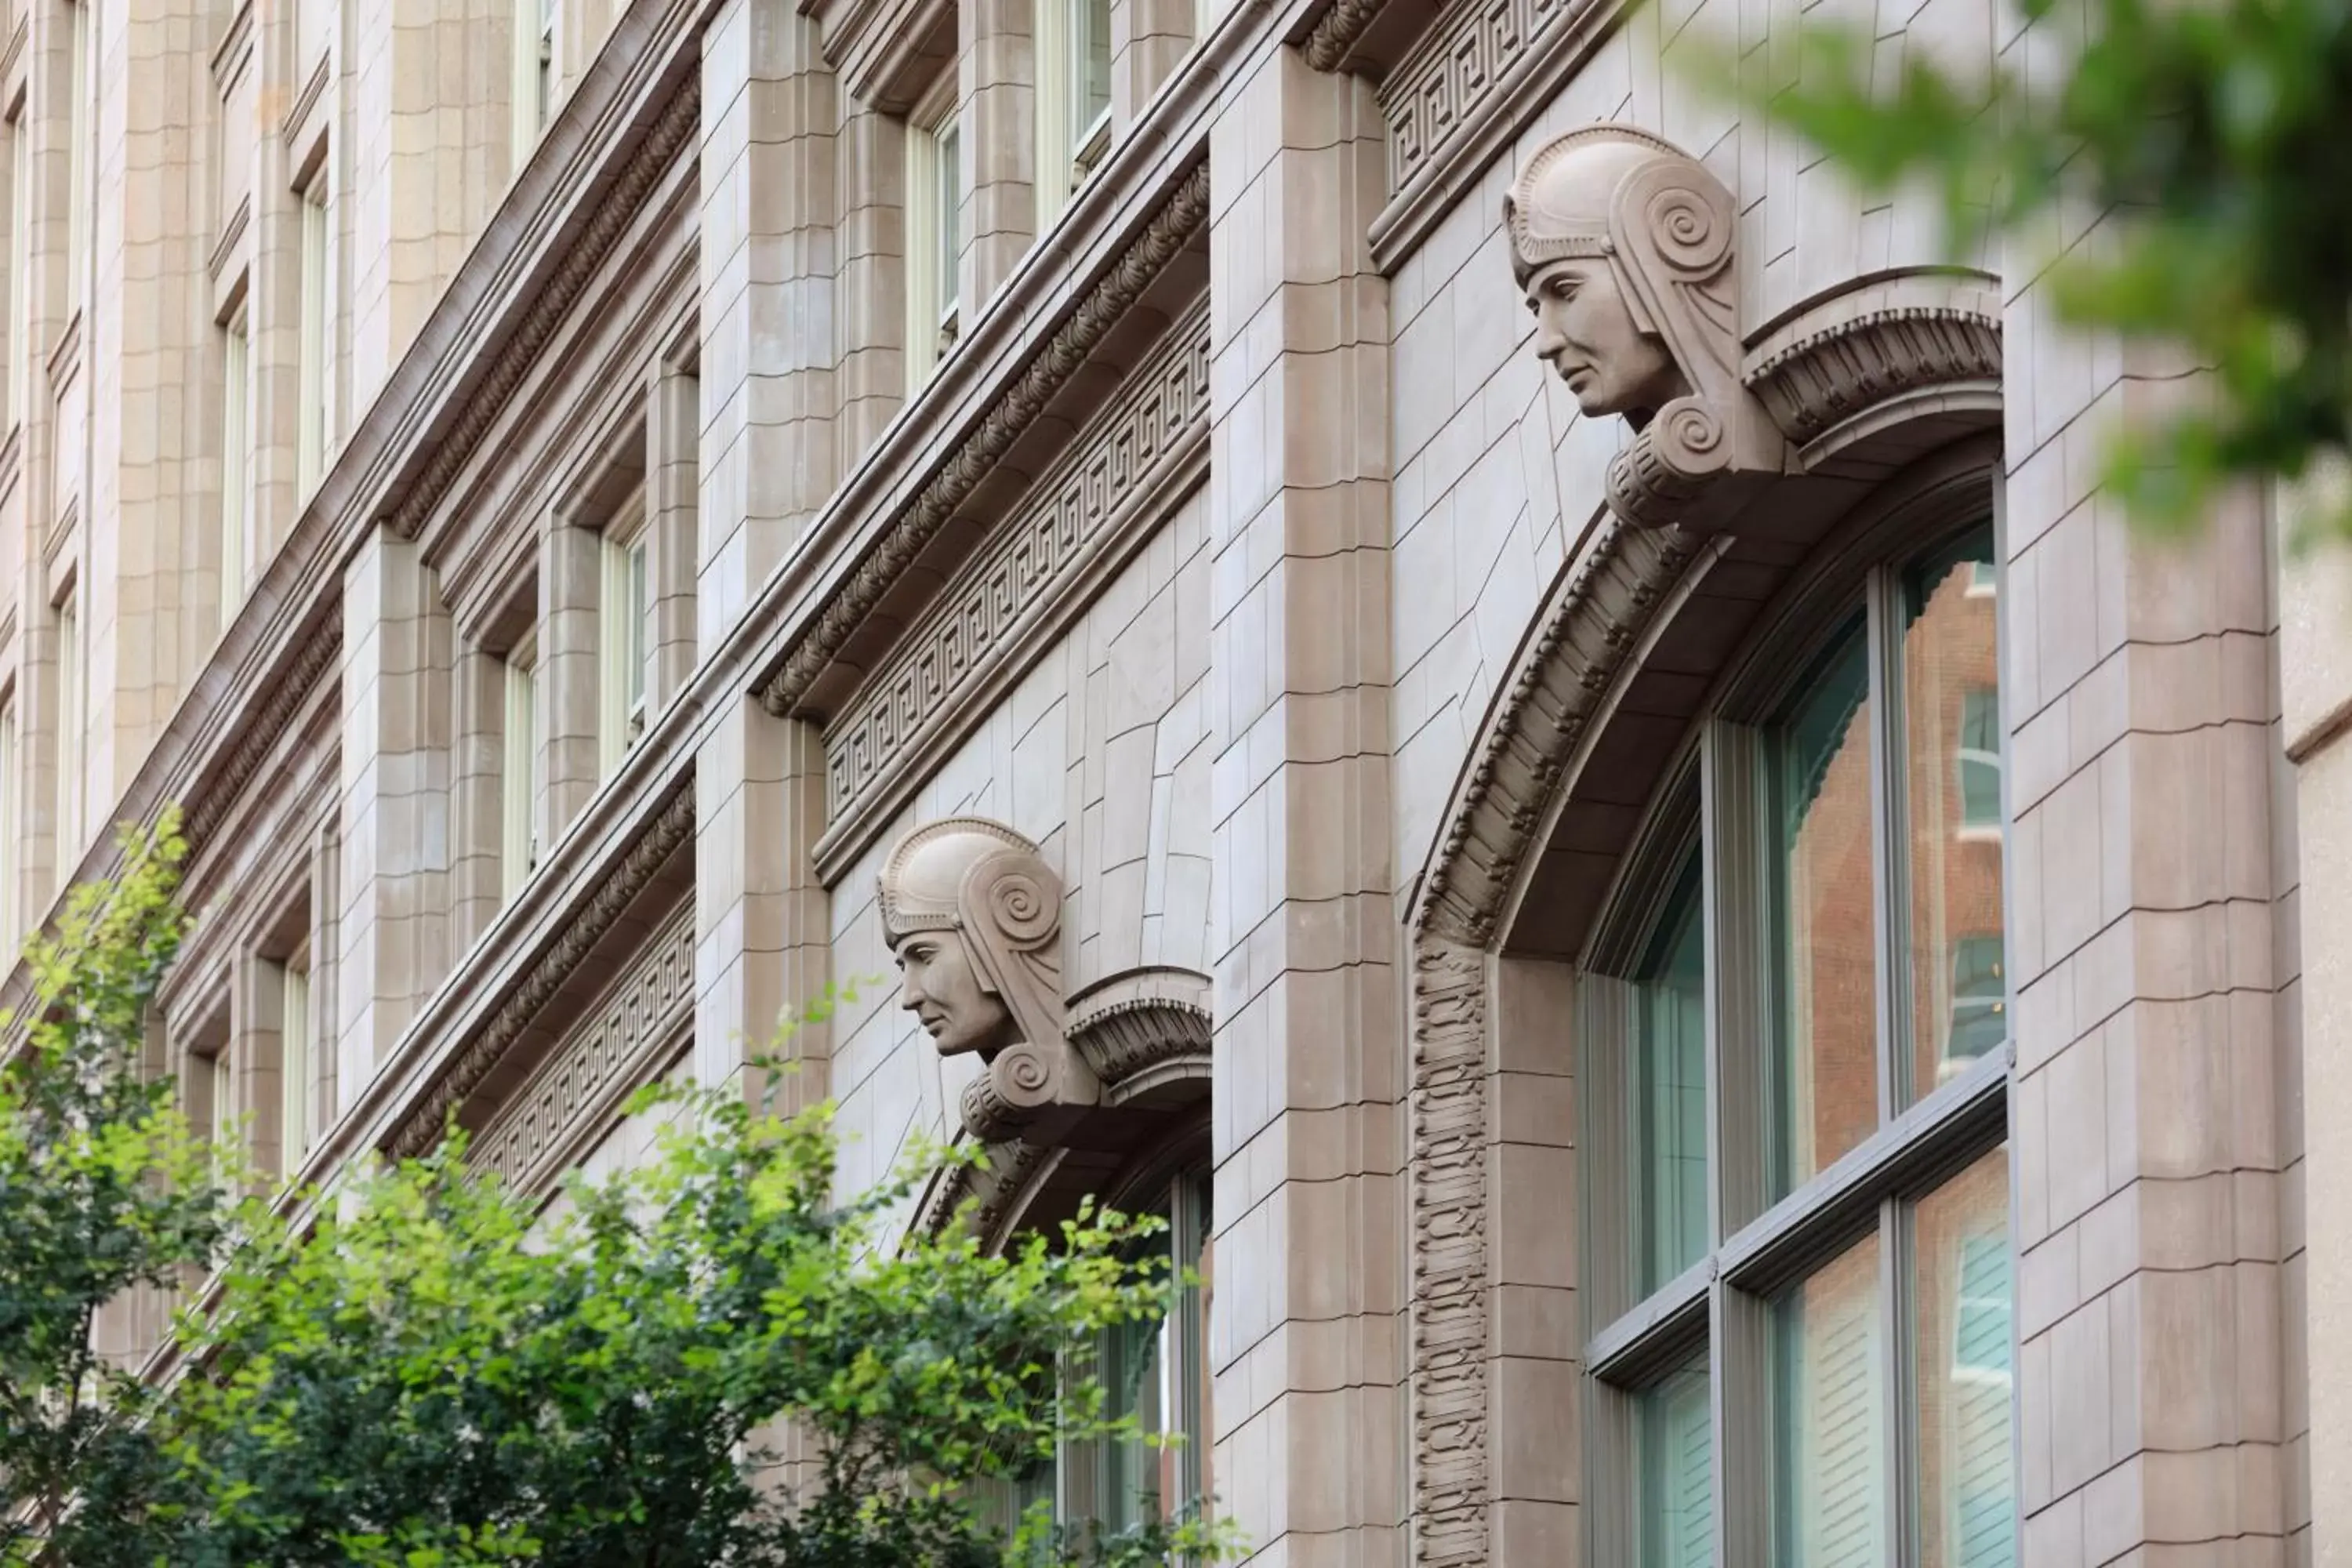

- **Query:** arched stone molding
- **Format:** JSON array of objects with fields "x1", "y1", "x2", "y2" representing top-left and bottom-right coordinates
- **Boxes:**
[
  {"x1": 1745, "y1": 268, "x2": 2004, "y2": 475},
  {"x1": 1401, "y1": 426, "x2": 2006, "y2": 1566}
]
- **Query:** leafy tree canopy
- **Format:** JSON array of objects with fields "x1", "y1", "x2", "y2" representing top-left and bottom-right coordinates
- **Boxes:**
[{"x1": 1721, "y1": 0, "x2": 2352, "y2": 535}]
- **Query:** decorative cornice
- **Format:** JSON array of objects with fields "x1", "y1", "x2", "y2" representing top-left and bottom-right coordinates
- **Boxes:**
[
  {"x1": 386, "y1": 76, "x2": 702, "y2": 542},
  {"x1": 1746, "y1": 296, "x2": 2002, "y2": 452},
  {"x1": 1381, "y1": 0, "x2": 1581, "y2": 194},
  {"x1": 387, "y1": 782, "x2": 695, "y2": 1160},
  {"x1": 757, "y1": 161, "x2": 1213, "y2": 718},
  {"x1": 822, "y1": 303, "x2": 1210, "y2": 828},
  {"x1": 1365, "y1": 0, "x2": 1624, "y2": 272},
  {"x1": 182, "y1": 620, "x2": 343, "y2": 851},
  {"x1": 470, "y1": 897, "x2": 695, "y2": 1191},
  {"x1": 1409, "y1": 935, "x2": 1489, "y2": 1568},
  {"x1": 1414, "y1": 520, "x2": 1699, "y2": 945}
]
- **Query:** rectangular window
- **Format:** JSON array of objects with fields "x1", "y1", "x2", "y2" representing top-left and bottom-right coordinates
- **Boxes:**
[
  {"x1": 1634, "y1": 852, "x2": 1707, "y2": 1297},
  {"x1": 501, "y1": 637, "x2": 538, "y2": 900},
  {"x1": 56, "y1": 593, "x2": 81, "y2": 856},
  {"x1": 1943, "y1": 935, "x2": 2005, "y2": 1072},
  {"x1": 1035, "y1": 0, "x2": 1112, "y2": 228},
  {"x1": 512, "y1": 0, "x2": 557, "y2": 157},
  {"x1": 209, "y1": 1048, "x2": 234, "y2": 1152},
  {"x1": 1911, "y1": 1147, "x2": 2013, "y2": 1568},
  {"x1": 296, "y1": 184, "x2": 328, "y2": 495},
  {"x1": 65, "y1": 2, "x2": 89, "y2": 316},
  {"x1": 7, "y1": 111, "x2": 27, "y2": 423},
  {"x1": 1956, "y1": 687, "x2": 2001, "y2": 834},
  {"x1": 1771, "y1": 1231, "x2": 1886, "y2": 1568},
  {"x1": 597, "y1": 510, "x2": 648, "y2": 775},
  {"x1": 1766, "y1": 618, "x2": 1878, "y2": 1197},
  {"x1": 220, "y1": 319, "x2": 249, "y2": 631},
  {"x1": 904, "y1": 82, "x2": 960, "y2": 390},
  {"x1": 1902, "y1": 527, "x2": 2004, "y2": 1109},
  {"x1": 1636, "y1": 1348, "x2": 1711, "y2": 1568},
  {"x1": 278, "y1": 947, "x2": 313, "y2": 1177}
]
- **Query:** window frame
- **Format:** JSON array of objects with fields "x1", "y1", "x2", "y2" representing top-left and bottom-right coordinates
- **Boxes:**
[
  {"x1": 596, "y1": 493, "x2": 649, "y2": 776},
  {"x1": 220, "y1": 307, "x2": 250, "y2": 633},
  {"x1": 903, "y1": 70, "x2": 960, "y2": 391},
  {"x1": 980, "y1": 1131, "x2": 1216, "y2": 1536},
  {"x1": 1575, "y1": 483, "x2": 2014, "y2": 1568},
  {"x1": 500, "y1": 633, "x2": 539, "y2": 901},
  {"x1": 295, "y1": 175, "x2": 330, "y2": 496},
  {"x1": 1035, "y1": 0, "x2": 1112, "y2": 230}
]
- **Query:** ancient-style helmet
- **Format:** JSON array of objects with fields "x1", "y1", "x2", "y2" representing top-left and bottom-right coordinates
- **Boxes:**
[
  {"x1": 1502, "y1": 123, "x2": 1685, "y2": 286},
  {"x1": 876, "y1": 817, "x2": 1039, "y2": 942}
]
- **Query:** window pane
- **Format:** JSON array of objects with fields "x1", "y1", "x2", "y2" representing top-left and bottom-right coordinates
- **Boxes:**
[
  {"x1": 1767, "y1": 619, "x2": 1879, "y2": 1194},
  {"x1": 1913, "y1": 1146, "x2": 2013, "y2": 1568},
  {"x1": 1076, "y1": 0, "x2": 1111, "y2": 131},
  {"x1": 1772, "y1": 1230, "x2": 1885, "y2": 1568},
  {"x1": 1099, "y1": 1169, "x2": 1212, "y2": 1529},
  {"x1": 1637, "y1": 1347, "x2": 1712, "y2": 1568},
  {"x1": 936, "y1": 121, "x2": 960, "y2": 321},
  {"x1": 1635, "y1": 852, "x2": 1708, "y2": 1295},
  {"x1": 1901, "y1": 527, "x2": 2006, "y2": 1105}
]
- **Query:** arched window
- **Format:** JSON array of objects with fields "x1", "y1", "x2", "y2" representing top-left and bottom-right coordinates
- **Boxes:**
[
  {"x1": 1579, "y1": 511, "x2": 2014, "y2": 1568},
  {"x1": 979, "y1": 1152, "x2": 1215, "y2": 1538}
]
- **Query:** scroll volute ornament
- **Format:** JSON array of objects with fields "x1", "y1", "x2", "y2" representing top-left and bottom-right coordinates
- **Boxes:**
[
  {"x1": 1507, "y1": 124, "x2": 1787, "y2": 532},
  {"x1": 878, "y1": 817, "x2": 1100, "y2": 1143}
]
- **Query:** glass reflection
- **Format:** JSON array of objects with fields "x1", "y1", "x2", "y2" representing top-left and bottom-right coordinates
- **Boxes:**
[
  {"x1": 1771, "y1": 1230, "x2": 1886, "y2": 1568},
  {"x1": 1635, "y1": 853, "x2": 1708, "y2": 1295},
  {"x1": 1901, "y1": 527, "x2": 2007, "y2": 1105},
  {"x1": 1768, "y1": 619, "x2": 1879, "y2": 1195},
  {"x1": 1913, "y1": 1146, "x2": 2014, "y2": 1568},
  {"x1": 1638, "y1": 1347, "x2": 1713, "y2": 1568}
]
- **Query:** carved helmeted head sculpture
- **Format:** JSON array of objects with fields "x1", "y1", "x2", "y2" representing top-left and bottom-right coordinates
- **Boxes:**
[
  {"x1": 878, "y1": 817, "x2": 1065, "y2": 1062},
  {"x1": 1506, "y1": 124, "x2": 1781, "y2": 528}
]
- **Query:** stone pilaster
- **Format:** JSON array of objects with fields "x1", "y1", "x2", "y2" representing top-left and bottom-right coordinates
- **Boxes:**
[
  {"x1": 1109, "y1": 0, "x2": 1189, "y2": 136},
  {"x1": 697, "y1": 0, "x2": 840, "y2": 642},
  {"x1": 692, "y1": 696, "x2": 829, "y2": 1104},
  {"x1": 333, "y1": 528, "x2": 454, "y2": 1111},
  {"x1": 449, "y1": 642, "x2": 506, "y2": 947},
  {"x1": 1204, "y1": 45, "x2": 1404, "y2": 1568},
  {"x1": 833, "y1": 103, "x2": 904, "y2": 470},
  {"x1": 346, "y1": 0, "x2": 518, "y2": 415},
  {"x1": 541, "y1": 517, "x2": 601, "y2": 834},
  {"x1": 644, "y1": 359, "x2": 699, "y2": 706},
  {"x1": 2004, "y1": 267, "x2": 2300, "y2": 1559},
  {"x1": 81, "y1": 0, "x2": 222, "y2": 804},
  {"x1": 958, "y1": 0, "x2": 1032, "y2": 310}
]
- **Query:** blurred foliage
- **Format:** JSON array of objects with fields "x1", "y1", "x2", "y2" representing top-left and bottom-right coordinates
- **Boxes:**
[
  {"x1": 1717, "y1": 0, "x2": 2352, "y2": 539},
  {"x1": 4, "y1": 829, "x2": 1232, "y2": 1566}
]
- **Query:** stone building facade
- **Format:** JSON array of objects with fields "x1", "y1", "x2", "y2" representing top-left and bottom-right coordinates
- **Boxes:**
[{"x1": 7, "y1": 0, "x2": 2346, "y2": 1554}]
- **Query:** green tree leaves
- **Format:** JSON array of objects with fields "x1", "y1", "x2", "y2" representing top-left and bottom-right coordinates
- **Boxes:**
[{"x1": 1721, "y1": 0, "x2": 2352, "y2": 539}]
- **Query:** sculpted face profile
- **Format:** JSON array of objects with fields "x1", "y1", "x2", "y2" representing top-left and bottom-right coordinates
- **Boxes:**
[
  {"x1": 878, "y1": 817, "x2": 1066, "y2": 1062},
  {"x1": 1505, "y1": 124, "x2": 1784, "y2": 528}
]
